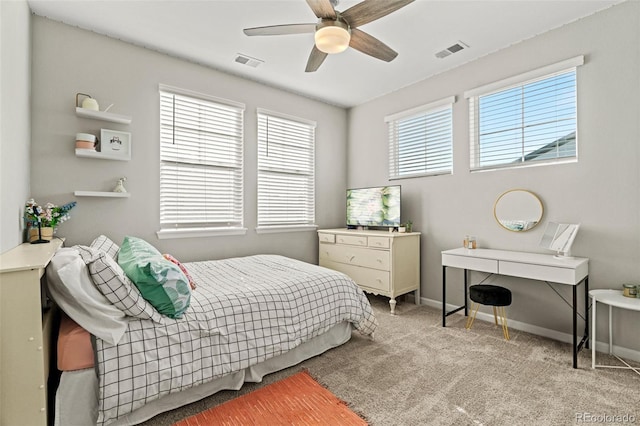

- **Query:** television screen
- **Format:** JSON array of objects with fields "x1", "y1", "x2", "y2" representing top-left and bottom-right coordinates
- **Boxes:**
[{"x1": 346, "y1": 185, "x2": 401, "y2": 227}]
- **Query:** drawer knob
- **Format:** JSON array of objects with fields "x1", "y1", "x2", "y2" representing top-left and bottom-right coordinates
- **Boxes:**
[
  {"x1": 40, "y1": 408, "x2": 45, "y2": 412},
  {"x1": 28, "y1": 337, "x2": 34, "y2": 342},
  {"x1": 376, "y1": 279, "x2": 382, "y2": 283},
  {"x1": 376, "y1": 259, "x2": 382, "y2": 263}
]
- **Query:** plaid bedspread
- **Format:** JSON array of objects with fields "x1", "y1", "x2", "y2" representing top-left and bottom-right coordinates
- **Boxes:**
[{"x1": 95, "y1": 255, "x2": 377, "y2": 425}]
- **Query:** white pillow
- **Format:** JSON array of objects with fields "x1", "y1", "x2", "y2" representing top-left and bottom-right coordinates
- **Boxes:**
[{"x1": 46, "y1": 248, "x2": 129, "y2": 345}]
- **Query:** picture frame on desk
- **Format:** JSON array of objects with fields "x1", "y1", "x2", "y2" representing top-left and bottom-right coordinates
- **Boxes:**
[{"x1": 100, "y1": 129, "x2": 131, "y2": 160}]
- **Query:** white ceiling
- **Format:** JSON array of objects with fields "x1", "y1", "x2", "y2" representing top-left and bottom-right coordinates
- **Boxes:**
[{"x1": 27, "y1": 0, "x2": 623, "y2": 108}]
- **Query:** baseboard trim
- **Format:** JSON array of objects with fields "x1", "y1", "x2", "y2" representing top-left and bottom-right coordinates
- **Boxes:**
[{"x1": 420, "y1": 296, "x2": 640, "y2": 363}]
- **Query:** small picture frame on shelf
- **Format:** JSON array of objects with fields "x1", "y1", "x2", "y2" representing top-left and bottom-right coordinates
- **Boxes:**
[{"x1": 100, "y1": 129, "x2": 131, "y2": 160}]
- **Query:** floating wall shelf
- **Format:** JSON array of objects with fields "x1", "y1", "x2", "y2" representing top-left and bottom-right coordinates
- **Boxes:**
[
  {"x1": 74, "y1": 191, "x2": 131, "y2": 198},
  {"x1": 75, "y1": 107, "x2": 132, "y2": 124},
  {"x1": 75, "y1": 149, "x2": 130, "y2": 161}
]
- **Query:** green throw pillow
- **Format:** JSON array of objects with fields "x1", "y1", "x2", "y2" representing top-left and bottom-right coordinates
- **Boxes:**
[{"x1": 117, "y1": 236, "x2": 191, "y2": 319}]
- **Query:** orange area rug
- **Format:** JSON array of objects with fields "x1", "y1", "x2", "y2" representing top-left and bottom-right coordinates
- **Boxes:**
[{"x1": 174, "y1": 370, "x2": 367, "y2": 425}]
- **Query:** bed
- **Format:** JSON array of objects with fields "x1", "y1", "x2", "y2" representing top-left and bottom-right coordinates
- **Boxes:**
[{"x1": 46, "y1": 235, "x2": 377, "y2": 426}]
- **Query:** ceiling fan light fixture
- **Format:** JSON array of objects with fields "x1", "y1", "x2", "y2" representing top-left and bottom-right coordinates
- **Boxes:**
[{"x1": 314, "y1": 20, "x2": 350, "y2": 54}]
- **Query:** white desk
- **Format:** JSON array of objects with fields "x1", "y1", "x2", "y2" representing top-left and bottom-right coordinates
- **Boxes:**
[
  {"x1": 442, "y1": 248, "x2": 589, "y2": 368},
  {"x1": 590, "y1": 289, "x2": 640, "y2": 376}
]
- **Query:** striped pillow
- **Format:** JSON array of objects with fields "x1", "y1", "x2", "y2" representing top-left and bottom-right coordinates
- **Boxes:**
[
  {"x1": 76, "y1": 245, "x2": 163, "y2": 323},
  {"x1": 90, "y1": 235, "x2": 120, "y2": 261}
]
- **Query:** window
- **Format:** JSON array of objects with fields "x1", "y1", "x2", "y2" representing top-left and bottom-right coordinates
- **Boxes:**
[
  {"x1": 158, "y1": 85, "x2": 245, "y2": 238},
  {"x1": 257, "y1": 109, "x2": 316, "y2": 232},
  {"x1": 386, "y1": 96, "x2": 455, "y2": 180},
  {"x1": 466, "y1": 56, "x2": 583, "y2": 171}
]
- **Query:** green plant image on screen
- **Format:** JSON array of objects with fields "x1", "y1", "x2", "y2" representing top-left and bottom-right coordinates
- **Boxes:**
[{"x1": 346, "y1": 186, "x2": 400, "y2": 227}]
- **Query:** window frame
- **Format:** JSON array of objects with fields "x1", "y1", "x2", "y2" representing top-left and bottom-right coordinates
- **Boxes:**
[
  {"x1": 386, "y1": 96, "x2": 456, "y2": 180},
  {"x1": 156, "y1": 84, "x2": 247, "y2": 240},
  {"x1": 255, "y1": 108, "x2": 317, "y2": 234},
  {"x1": 465, "y1": 56, "x2": 583, "y2": 172}
]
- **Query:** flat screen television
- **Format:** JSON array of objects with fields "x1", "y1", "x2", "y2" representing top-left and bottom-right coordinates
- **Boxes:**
[{"x1": 346, "y1": 185, "x2": 401, "y2": 228}]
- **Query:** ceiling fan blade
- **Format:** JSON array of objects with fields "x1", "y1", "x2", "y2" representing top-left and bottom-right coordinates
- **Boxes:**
[
  {"x1": 349, "y1": 29, "x2": 398, "y2": 62},
  {"x1": 306, "y1": 0, "x2": 337, "y2": 19},
  {"x1": 341, "y1": 0, "x2": 414, "y2": 28},
  {"x1": 305, "y1": 45, "x2": 328, "y2": 72},
  {"x1": 243, "y1": 23, "x2": 316, "y2": 36}
]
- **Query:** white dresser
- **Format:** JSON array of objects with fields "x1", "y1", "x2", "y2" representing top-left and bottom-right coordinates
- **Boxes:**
[
  {"x1": 318, "y1": 229, "x2": 420, "y2": 314},
  {"x1": 0, "y1": 239, "x2": 63, "y2": 425}
]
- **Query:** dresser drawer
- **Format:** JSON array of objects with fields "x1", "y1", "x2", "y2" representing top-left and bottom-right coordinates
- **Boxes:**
[
  {"x1": 368, "y1": 237, "x2": 390, "y2": 249},
  {"x1": 320, "y1": 244, "x2": 390, "y2": 271},
  {"x1": 335, "y1": 234, "x2": 367, "y2": 246},
  {"x1": 321, "y1": 260, "x2": 390, "y2": 293},
  {"x1": 318, "y1": 233, "x2": 335, "y2": 243}
]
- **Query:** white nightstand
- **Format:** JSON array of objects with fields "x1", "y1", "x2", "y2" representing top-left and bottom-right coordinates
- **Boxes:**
[{"x1": 590, "y1": 289, "x2": 640, "y2": 376}]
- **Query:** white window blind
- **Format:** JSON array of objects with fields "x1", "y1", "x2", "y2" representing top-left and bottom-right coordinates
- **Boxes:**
[
  {"x1": 466, "y1": 56, "x2": 583, "y2": 171},
  {"x1": 257, "y1": 110, "x2": 316, "y2": 228},
  {"x1": 159, "y1": 85, "x2": 244, "y2": 231},
  {"x1": 386, "y1": 96, "x2": 455, "y2": 180}
]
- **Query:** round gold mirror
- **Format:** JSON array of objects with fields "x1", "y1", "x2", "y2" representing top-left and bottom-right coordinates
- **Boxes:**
[{"x1": 494, "y1": 189, "x2": 543, "y2": 232}]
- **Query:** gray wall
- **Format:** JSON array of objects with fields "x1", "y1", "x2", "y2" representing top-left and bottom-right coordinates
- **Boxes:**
[
  {"x1": 29, "y1": 17, "x2": 348, "y2": 264},
  {"x1": 0, "y1": 0, "x2": 31, "y2": 253},
  {"x1": 347, "y1": 1, "x2": 640, "y2": 354}
]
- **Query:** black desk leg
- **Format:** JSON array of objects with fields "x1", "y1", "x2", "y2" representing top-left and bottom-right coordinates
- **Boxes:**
[
  {"x1": 573, "y1": 285, "x2": 578, "y2": 369},
  {"x1": 464, "y1": 269, "x2": 468, "y2": 316},
  {"x1": 442, "y1": 265, "x2": 447, "y2": 327},
  {"x1": 585, "y1": 277, "x2": 590, "y2": 349}
]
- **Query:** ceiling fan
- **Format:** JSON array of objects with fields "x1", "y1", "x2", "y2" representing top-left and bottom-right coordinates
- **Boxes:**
[{"x1": 243, "y1": 0, "x2": 415, "y2": 72}]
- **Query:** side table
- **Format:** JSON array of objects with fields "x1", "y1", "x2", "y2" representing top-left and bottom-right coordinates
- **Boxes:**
[{"x1": 590, "y1": 289, "x2": 640, "y2": 376}]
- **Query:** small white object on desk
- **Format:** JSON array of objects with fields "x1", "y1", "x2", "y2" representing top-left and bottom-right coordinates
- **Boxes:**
[{"x1": 590, "y1": 289, "x2": 640, "y2": 376}]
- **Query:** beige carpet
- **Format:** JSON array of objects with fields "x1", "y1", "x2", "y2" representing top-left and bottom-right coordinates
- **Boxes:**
[{"x1": 143, "y1": 295, "x2": 639, "y2": 425}]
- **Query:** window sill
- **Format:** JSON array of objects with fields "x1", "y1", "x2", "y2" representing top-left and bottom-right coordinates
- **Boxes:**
[
  {"x1": 156, "y1": 227, "x2": 248, "y2": 239},
  {"x1": 470, "y1": 157, "x2": 577, "y2": 173},
  {"x1": 255, "y1": 225, "x2": 318, "y2": 234}
]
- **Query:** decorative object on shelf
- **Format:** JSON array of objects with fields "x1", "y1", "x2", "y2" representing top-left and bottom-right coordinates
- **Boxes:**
[
  {"x1": 403, "y1": 220, "x2": 412, "y2": 233},
  {"x1": 622, "y1": 283, "x2": 638, "y2": 298},
  {"x1": 24, "y1": 199, "x2": 77, "y2": 243},
  {"x1": 398, "y1": 226, "x2": 406, "y2": 233},
  {"x1": 494, "y1": 189, "x2": 544, "y2": 232},
  {"x1": 75, "y1": 132, "x2": 97, "y2": 150},
  {"x1": 100, "y1": 129, "x2": 131, "y2": 160},
  {"x1": 76, "y1": 92, "x2": 99, "y2": 111},
  {"x1": 113, "y1": 177, "x2": 127, "y2": 193}
]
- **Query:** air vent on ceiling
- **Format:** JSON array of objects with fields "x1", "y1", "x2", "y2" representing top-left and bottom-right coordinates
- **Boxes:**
[
  {"x1": 235, "y1": 54, "x2": 264, "y2": 68},
  {"x1": 435, "y1": 41, "x2": 469, "y2": 59}
]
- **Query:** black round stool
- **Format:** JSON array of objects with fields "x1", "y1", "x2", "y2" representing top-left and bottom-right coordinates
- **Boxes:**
[{"x1": 465, "y1": 284, "x2": 512, "y2": 340}]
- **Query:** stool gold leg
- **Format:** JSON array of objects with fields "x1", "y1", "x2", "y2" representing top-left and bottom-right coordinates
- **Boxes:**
[
  {"x1": 498, "y1": 307, "x2": 510, "y2": 341},
  {"x1": 493, "y1": 306, "x2": 498, "y2": 326},
  {"x1": 466, "y1": 302, "x2": 480, "y2": 330}
]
